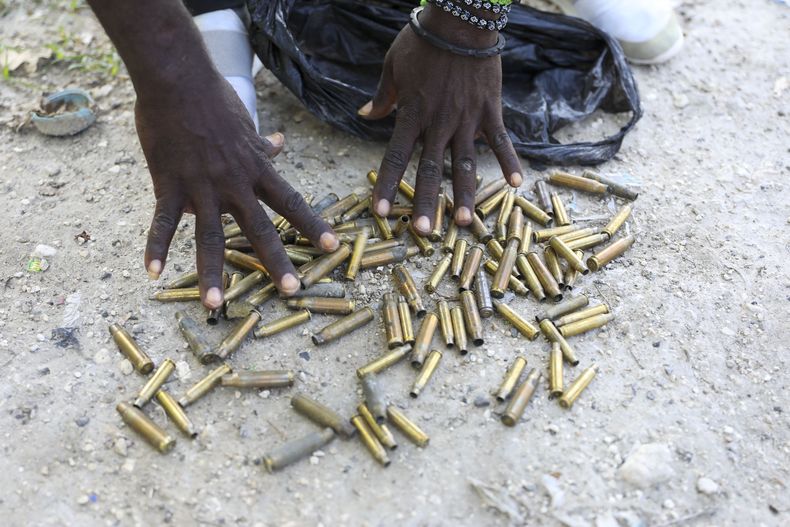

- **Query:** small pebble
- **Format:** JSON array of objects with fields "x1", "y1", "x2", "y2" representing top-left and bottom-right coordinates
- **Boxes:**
[{"x1": 696, "y1": 477, "x2": 719, "y2": 495}]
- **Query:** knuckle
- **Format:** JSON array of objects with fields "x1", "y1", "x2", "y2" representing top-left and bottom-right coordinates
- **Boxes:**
[
  {"x1": 199, "y1": 230, "x2": 225, "y2": 253},
  {"x1": 453, "y1": 156, "x2": 476, "y2": 174},
  {"x1": 491, "y1": 130, "x2": 511, "y2": 152},
  {"x1": 283, "y1": 188, "x2": 303, "y2": 213},
  {"x1": 150, "y1": 211, "x2": 178, "y2": 240},
  {"x1": 417, "y1": 159, "x2": 441, "y2": 183},
  {"x1": 382, "y1": 148, "x2": 409, "y2": 172}
]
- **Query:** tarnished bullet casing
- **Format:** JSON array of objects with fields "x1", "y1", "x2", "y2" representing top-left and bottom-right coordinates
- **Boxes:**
[
  {"x1": 224, "y1": 249, "x2": 269, "y2": 275},
  {"x1": 538, "y1": 319, "x2": 579, "y2": 366},
  {"x1": 351, "y1": 415, "x2": 390, "y2": 466},
  {"x1": 291, "y1": 281, "x2": 346, "y2": 299},
  {"x1": 450, "y1": 306, "x2": 468, "y2": 355},
  {"x1": 284, "y1": 247, "x2": 314, "y2": 265},
  {"x1": 533, "y1": 180, "x2": 553, "y2": 215},
  {"x1": 559, "y1": 364, "x2": 599, "y2": 408},
  {"x1": 555, "y1": 227, "x2": 596, "y2": 243},
  {"x1": 515, "y1": 254, "x2": 546, "y2": 301},
  {"x1": 345, "y1": 227, "x2": 370, "y2": 281},
  {"x1": 175, "y1": 311, "x2": 217, "y2": 364},
  {"x1": 407, "y1": 222, "x2": 434, "y2": 256},
  {"x1": 109, "y1": 323, "x2": 154, "y2": 374},
  {"x1": 155, "y1": 390, "x2": 198, "y2": 438},
  {"x1": 364, "y1": 239, "x2": 402, "y2": 254},
  {"x1": 486, "y1": 239, "x2": 504, "y2": 261},
  {"x1": 165, "y1": 270, "x2": 199, "y2": 290},
  {"x1": 483, "y1": 260, "x2": 529, "y2": 296},
  {"x1": 495, "y1": 356, "x2": 527, "y2": 402},
  {"x1": 356, "y1": 344, "x2": 411, "y2": 378},
  {"x1": 495, "y1": 189, "x2": 516, "y2": 242},
  {"x1": 526, "y1": 252, "x2": 563, "y2": 302},
  {"x1": 360, "y1": 373, "x2": 387, "y2": 423},
  {"x1": 367, "y1": 169, "x2": 415, "y2": 202},
  {"x1": 312, "y1": 307, "x2": 375, "y2": 345},
  {"x1": 117, "y1": 402, "x2": 176, "y2": 453},
  {"x1": 536, "y1": 294, "x2": 589, "y2": 322},
  {"x1": 459, "y1": 244, "x2": 484, "y2": 291},
  {"x1": 581, "y1": 170, "x2": 639, "y2": 200},
  {"x1": 149, "y1": 288, "x2": 201, "y2": 302},
  {"x1": 222, "y1": 270, "x2": 244, "y2": 315},
  {"x1": 392, "y1": 214, "x2": 411, "y2": 237},
  {"x1": 392, "y1": 264, "x2": 426, "y2": 317},
  {"x1": 388, "y1": 205, "x2": 414, "y2": 217},
  {"x1": 425, "y1": 254, "x2": 452, "y2": 293},
  {"x1": 493, "y1": 301, "x2": 539, "y2": 340},
  {"x1": 216, "y1": 310, "x2": 261, "y2": 359},
  {"x1": 469, "y1": 214, "x2": 493, "y2": 243},
  {"x1": 602, "y1": 204, "x2": 633, "y2": 239},
  {"x1": 565, "y1": 233, "x2": 609, "y2": 251},
  {"x1": 587, "y1": 234, "x2": 635, "y2": 272},
  {"x1": 532, "y1": 225, "x2": 577, "y2": 243},
  {"x1": 507, "y1": 207, "x2": 524, "y2": 242},
  {"x1": 382, "y1": 292, "x2": 404, "y2": 349},
  {"x1": 519, "y1": 222, "x2": 533, "y2": 254},
  {"x1": 291, "y1": 393, "x2": 356, "y2": 438},
  {"x1": 311, "y1": 193, "x2": 339, "y2": 214},
  {"x1": 544, "y1": 247, "x2": 565, "y2": 288},
  {"x1": 223, "y1": 223, "x2": 242, "y2": 239},
  {"x1": 179, "y1": 363, "x2": 232, "y2": 407},
  {"x1": 554, "y1": 304, "x2": 610, "y2": 327},
  {"x1": 223, "y1": 270, "x2": 267, "y2": 303},
  {"x1": 548, "y1": 170, "x2": 608, "y2": 194},
  {"x1": 341, "y1": 196, "x2": 372, "y2": 223},
  {"x1": 386, "y1": 405, "x2": 429, "y2": 447},
  {"x1": 429, "y1": 193, "x2": 446, "y2": 242},
  {"x1": 442, "y1": 220, "x2": 458, "y2": 254},
  {"x1": 286, "y1": 297, "x2": 355, "y2": 315},
  {"x1": 460, "y1": 290, "x2": 484, "y2": 346},
  {"x1": 513, "y1": 195, "x2": 552, "y2": 226},
  {"x1": 410, "y1": 349, "x2": 442, "y2": 398},
  {"x1": 550, "y1": 192, "x2": 571, "y2": 226},
  {"x1": 133, "y1": 358, "x2": 176, "y2": 408},
  {"x1": 206, "y1": 271, "x2": 230, "y2": 325},
  {"x1": 549, "y1": 343, "x2": 563, "y2": 399},
  {"x1": 476, "y1": 187, "x2": 508, "y2": 218},
  {"x1": 359, "y1": 245, "x2": 419, "y2": 269},
  {"x1": 262, "y1": 428, "x2": 335, "y2": 473},
  {"x1": 372, "y1": 213, "x2": 393, "y2": 241},
  {"x1": 300, "y1": 243, "x2": 352, "y2": 288},
  {"x1": 398, "y1": 296, "x2": 415, "y2": 344},
  {"x1": 501, "y1": 368, "x2": 542, "y2": 427},
  {"x1": 437, "y1": 300, "x2": 455, "y2": 347},
  {"x1": 550, "y1": 236, "x2": 589, "y2": 275},
  {"x1": 559, "y1": 313, "x2": 614, "y2": 338},
  {"x1": 491, "y1": 239, "x2": 519, "y2": 298},
  {"x1": 220, "y1": 370, "x2": 295, "y2": 389},
  {"x1": 410, "y1": 312, "x2": 439, "y2": 368},
  {"x1": 358, "y1": 403, "x2": 397, "y2": 450},
  {"x1": 563, "y1": 250, "x2": 585, "y2": 290},
  {"x1": 474, "y1": 179, "x2": 507, "y2": 206},
  {"x1": 474, "y1": 269, "x2": 494, "y2": 318},
  {"x1": 320, "y1": 192, "x2": 360, "y2": 221},
  {"x1": 450, "y1": 239, "x2": 468, "y2": 281}
]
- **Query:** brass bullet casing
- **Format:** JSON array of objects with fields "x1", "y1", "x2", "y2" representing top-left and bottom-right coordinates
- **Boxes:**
[
  {"x1": 398, "y1": 296, "x2": 415, "y2": 344},
  {"x1": 341, "y1": 195, "x2": 372, "y2": 223},
  {"x1": 493, "y1": 301, "x2": 539, "y2": 340},
  {"x1": 149, "y1": 287, "x2": 201, "y2": 302},
  {"x1": 555, "y1": 227, "x2": 596, "y2": 243},
  {"x1": 364, "y1": 239, "x2": 402, "y2": 254},
  {"x1": 386, "y1": 405, "x2": 430, "y2": 447},
  {"x1": 300, "y1": 243, "x2": 352, "y2": 288},
  {"x1": 581, "y1": 170, "x2": 639, "y2": 200},
  {"x1": 469, "y1": 214, "x2": 493, "y2": 243},
  {"x1": 501, "y1": 368, "x2": 542, "y2": 427},
  {"x1": 563, "y1": 250, "x2": 585, "y2": 290},
  {"x1": 507, "y1": 207, "x2": 524, "y2": 242},
  {"x1": 262, "y1": 428, "x2": 336, "y2": 473},
  {"x1": 155, "y1": 390, "x2": 198, "y2": 438},
  {"x1": 291, "y1": 393, "x2": 356, "y2": 438},
  {"x1": 495, "y1": 189, "x2": 516, "y2": 242},
  {"x1": 224, "y1": 270, "x2": 267, "y2": 303},
  {"x1": 549, "y1": 236, "x2": 589, "y2": 275},
  {"x1": 360, "y1": 245, "x2": 419, "y2": 269},
  {"x1": 178, "y1": 363, "x2": 232, "y2": 407},
  {"x1": 410, "y1": 349, "x2": 443, "y2": 398},
  {"x1": 565, "y1": 233, "x2": 609, "y2": 251},
  {"x1": 220, "y1": 370, "x2": 295, "y2": 389},
  {"x1": 526, "y1": 252, "x2": 563, "y2": 302},
  {"x1": 360, "y1": 373, "x2": 387, "y2": 423},
  {"x1": 474, "y1": 269, "x2": 494, "y2": 318},
  {"x1": 334, "y1": 218, "x2": 377, "y2": 234},
  {"x1": 550, "y1": 192, "x2": 571, "y2": 226},
  {"x1": 392, "y1": 214, "x2": 411, "y2": 237},
  {"x1": 222, "y1": 270, "x2": 244, "y2": 315},
  {"x1": 284, "y1": 247, "x2": 314, "y2": 266},
  {"x1": 429, "y1": 193, "x2": 446, "y2": 242},
  {"x1": 292, "y1": 282, "x2": 346, "y2": 299},
  {"x1": 382, "y1": 292, "x2": 404, "y2": 349},
  {"x1": 165, "y1": 271, "x2": 199, "y2": 290},
  {"x1": 559, "y1": 313, "x2": 615, "y2": 338},
  {"x1": 513, "y1": 195, "x2": 552, "y2": 226},
  {"x1": 548, "y1": 170, "x2": 608, "y2": 194},
  {"x1": 587, "y1": 234, "x2": 635, "y2": 272},
  {"x1": 372, "y1": 213, "x2": 393, "y2": 241},
  {"x1": 351, "y1": 415, "x2": 391, "y2": 466},
  {"x1": 224, "y1": 249, "x2": 269, "y2": 275},
  {"x1": 358, "y1": 403, "x2": 397, "y2": 450},
  {"x1": 483, "y1": 260, "x2": 530, "y2": 296},
  {"x1": 460, "y1": 290, "x2": 484, "y2": 346},
  {"x1": 533, "y1": 180, "x2": 553, "y2": 215},
  {"x1": 206, "y1": 271, "x2": 230, "y2": 325},
  {"x1": 495, "y1": 356, "x2": 527, "y2": 402},
  {"x1": 450, "y1": 306, "x2": 468, "y2": 355},
  {"x1": 133, "y1": 358, "x2": 176, "y2": 408},
  {"x1": 476, "y1": 187, "x2": 508, "y2": 218},
  {"x1": 320, "y1": 192, "x2": 360, "y2": 221},
  {"x1": 425, "y1": 254, "x2": 452, "y2": 293},
  {"x1": 407, "y1": 222, "x2": 435, "y2": 256},
  {"x1": 223, "y1": 223, "x2": 242, "y2": 239},
  {"x1": 536, "y1": 294, "x2": 589, "y2": 322},
  {"x1": 486, "y1": 239, "x2": 504, "y2": 261},
  {"x1": 442, "y1": 220, "x2": 459, "y2": 254},
  {"x1": 559, "y1": 364, "x2": 599, "y2": 408},
  {"x1": 474, "y1": 179, "x2": 507, "y2": 206},
  {"x1": 392, "y1": 264, "x2": 426, "y2": 317},
  {"x1": 555, "y1": 304, "x2": 610, "y2": 327},
  {"x1": 216, "y1": 310, "x2": 261, "y2": 360},
  {"x1": 225, "y1": 282, "x2": 276, "y2": 320},
  {"x1": 312, "y1": 307, "x2": 375, "y2": 346},
  {"x1": 367, "y1": 169, "x2": 415, "y2": 202},
  {"x1": 515, "y1": 254, "x2": 546, "y2": 301},
  {"x1": 175, "y1": 311, "x2": 218, "y2": 364},
  {"x1": 491, "y1": 239, "x2": 519, "y2": 298},
  {"x1": 532, "y1": 225, "x2": 577, "y2": 243},
  {"x1": 549, "y1": 343, "x2": 563, "y2": 399},
  {"x1": 459, "y1": 244, "x2": 485, "y2": 291},
  {"x1": 601, "y1": 204, "x2": 633, "y2": 239},
  {"x1": 450, "y1": 239, "x2": 468, "y2": 280},
  {"x1": 287, "y1": 245, "x2": 329, "y2": 257},
  {"x1": 388, "y1": 205, "x2": 414, "y2": 217},
  {"x1": 311, "y1": 193, "x2": 338, "y2": 214},
  {"x1": 109, "y1": 323, "x2": 154, "y2": 374},
  {"x1": 356, "y1": 344, "x2": 411, "y2": 378},
  {"x1": 116, "y1": 402, "x2": 176, "y2": 454},
  {"x1": 519, "y1": 222, "x2": 533, "y2": 254},
  {"x1": 437, "y1": 300, "x2": 455, "y2": 347},
  {"x1": 410, "y1": 311, "x2": 439, "y2": 368},
  {"x1": 287, "y1": 297, "x2": 355, "y2": 315},
  {"x1": 538, "y1": 319, "x2": 579, "y2": 366},
  {"x1": 345, "y1": 227, "x2": 370, "y2": 281}
]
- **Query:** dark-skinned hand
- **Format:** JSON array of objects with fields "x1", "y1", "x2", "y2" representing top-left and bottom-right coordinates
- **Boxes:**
[{"x1": 358, "y1": 4, "x2": 523, "y2": 235}]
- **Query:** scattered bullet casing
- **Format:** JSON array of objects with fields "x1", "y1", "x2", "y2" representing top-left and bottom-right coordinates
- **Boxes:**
[
  {"x1": 581, "y1": 170, "x2": 639, "y2": 200},
  {"x1": 474, "y1": 269, "x2": 494, "y2": 318},
  {"x1": 224, "y1": 249, "x2": 268, "y2": 275},
  {"x1": 223, "y1": 270, "x2": 267, "y2": 303},
  {"x1": 392, "y1": 214, "x2": 410, "y2": 237},
  {"x1": 486, "y1": 239, "x2": 504, "y2": 261},
  {"x1": 150, "y1": 288, "x2": 201, "y2": 302},
  {"x1": 513, "y1": 195, "x2": 552, "y2": 226},
  {"x1": 360, "y1": 373, "x2": 387, "y2": 424},
  {"x1": 515, "y1": 254, "x2": 546, "y2": 301},
  {"x1": 450, "y1": 306, "x2": 468, "y2": 355},
  {"x1": 372, "y1": 213, "x2": 393, "y2": 241},
  {"x1": 565, "y1": 233, "x2": 609, "y2": 251},
  {"x1": 286, "y1": 297, "x2": 355, "y2": 315},
  {"x1": 429, "y1": 193, "x2": 445, "y2": 242},
  {"x1": 223, "y1": 222, "x2": 242, "y2": 239},
  {"x1": 341, "y1": 195, "x2": 372, "y2": 223},
  {"x1": 460, "y1": 290, "x2": 484, "y2": 346},
  {"x1": 359, "y1": 245, "x2": 419, "y2": 269},
  {"x1": 534, "y1": 180, "x2": 553, "y2": 215},
  {"x1": 587, "y1": 235, "x2": 635, "y2": 272},
  {"x1": 222, "y1": 270, "x2": 244, "y2": 313},
  {"x1": 493, "y1": 301, "x2": 539, "y2": 340},
  {"x1": 555, "y1": 304, "x2": 610, "y2": 327},
  {"x1": 320, "y1": 192, "x2": 360, "y2": 220},
  {"x1": 602, "y1": 204, "x2": 633, "y2": 239},
  {"x1": 548, "y1": 170, "x2": 608, "y2": 194},
  {"x1": 311, "y1": 193, "x2": 339, "y2": 214},
  {"x1": 537, "y1": 294, "x2": 589, "y2": 322},
  {"x1": 155, "y1": 390, "x2": 198, "y2": 438},
  {"x1": 442, "y1": 221, "x2": 458, "y2": 254},
  {"x1": 476, "y1": 187, "x2": 508, "y2": 218},
  {"x1": 351, "y1": 415, "x2": 390, "y2": 466},
  {"x1": 388, "y1": 205, "x2": 414, "y2": 217},
  {"x1": 491, "y1": 239, "x2": 519, "y2": 298},
  {"x1": 501, "y1": 369, "x2": 542, "y2": 426},
  {"x1": 356, "y1": 344, "x2": 411, "y2": 378},
  {"x1": 559, "y1": 364, "x2": 599, "y2": 408},
  {"x1": 559, "y1": 313, "x2": 615, "y2": 338},
  {"x1": 220, "y1": 370, "x2": 294, "y2": 389},
  {"x1": 133, "y1": 358, "x2": 176, "y2": 408},
  {"x1": 312, "y1": 307, "x2": 375, "y2": 346},
  {"x1": 555, "y1": 227, "x2": 596, "y2": 243},
  {"x1": 345, "y1": 227, "x2": 369, "y2": 280},
  {"x1": 284, "y1": 247, "x2": 314, "y2": 265},
  {"x1": 179, "y1": 363, "x2": 232, "y2": 407},
  {"x1": 563, "y1": 250, "x2": 585, "y2": 290},
  {"x1": 495, "y1": 356, "x2": 527, "y2": 402},
  {"x1": 292, "y1": 281, "x2": 346, "y2": 299},
  {"x1": 386, "y1": 405, "x2": 429, "y2": 447},
  {"x1": 410, "y1": 349, "x2": 442, "y2": 398},
  {"x1": 459, "y1": 244, "x2": 484, "y2": 291},
  {"x1": 550, "y1": 236, "x2": 589, "y2": 275},
  {"x1": 206, "y1": 271, "x2": 230, "y2": 325},
  {"x1": 538, "y1": 319, "x2": 579, "y2": 366},
  {"x1": 109, "y1": 323, "x2": 154, "y2": 374},
  {"x1": 549, "y1": 343, "x2": 563, "y2": 399},
  {"x1": 425, "y1": 254, "x2": 452, "y2": 293},
  {"x1": 358, "y1": 403, "x2": 397, "y2": 450},
  {"x1": 469, "y1": 214, "x2": 493, "y2": 243},
  {"x1": 367, "y1": 169, "x2": 415, "y2": 202},
  {"x1": 410, "y1": 312, "x2": 439, "y2": 368},
  {"x1": 483, "y1": 259, "x2": 529, "y2": 296},
  {"x1": 175, "y1": 311, "x2": 217, "y2": 364},
  {"x1": 532, "y1": 225, "x2": 577, "y2": 243},
  {"x1": 450, "y1": 239, "x2": 468, "y2": 280},
  {"x1": 263, "y1": 428, "x2": 335, "y2": 473},
  {"x1": 165, "y1": 271, "x2": 199, "y2": 290},
  {"x1": 382, "y1": 292, "x2": 404, "y2": 349},
  {"x1": 550, "y1": 192, "x2": 571, "y2": 226},
  {"x1": 291, "y1": 393, "x2": 356, "y2": 438},
  {"x1": 495, "y1": 189, "x2": 516, "y2": 242},
  {"x1": 301, "y1": 244, "x2": 352, "y2": 288},
  {"x1": 519, "y1": 222, "x2": 533, "y2": 254},
  {"x1": 398, "y1": 296, "x2": 415, "y2": 344},
  {"x1": 392, "y1": 264, "x2": 426, "y2": 317},
  {"x1": 437, "y1": 300, "x2": 455, "y2": 347},
  {"x1": 364, "y1": 239, "x2": 402, "y2": 254},
  {"x1": 475, "y1": 179, "x2": 507, "y2": 206},
  {"x1": 117, "y1": 402, "x2": 175, "y2": 453},
  {"x1": 216, "y1": 310, "x2": 261, "y2": 359},
  {"x1": 544, "y1": 247, "x2": 565, "y2": 288},
  {"x1": 407, "y1": 222, "x2": 434, "y2": 256},
  {"x1": 527, "y1": 252, "x2": 563, "y2": 302}
]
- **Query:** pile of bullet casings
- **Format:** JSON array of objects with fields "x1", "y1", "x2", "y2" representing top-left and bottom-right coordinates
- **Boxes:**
[{"x1": 110, "y1": 166, "x2": 637, "y2": 471}]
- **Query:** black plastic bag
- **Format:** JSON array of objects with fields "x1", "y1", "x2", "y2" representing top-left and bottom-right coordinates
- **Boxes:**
[{"x1": 249, "y1": 0, "x2": 641, "y2": 166}]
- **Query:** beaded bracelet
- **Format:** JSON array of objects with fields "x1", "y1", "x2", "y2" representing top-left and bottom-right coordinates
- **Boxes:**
[
  {"x1": 409, "y1": 7, "x2": 506, "y2": 57},
  {"x1": 426, "y1": 0, "x2": 508, "y2": 31}
]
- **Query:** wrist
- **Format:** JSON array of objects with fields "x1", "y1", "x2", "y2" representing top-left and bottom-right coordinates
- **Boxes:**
[{"x1": 420, "y1": 3, "x2": 499, "y2": 48}]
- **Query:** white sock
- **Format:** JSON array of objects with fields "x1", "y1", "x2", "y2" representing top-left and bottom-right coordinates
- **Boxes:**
[{"x1": 573, "y1": 0, "x2": 672, "y2": 43}]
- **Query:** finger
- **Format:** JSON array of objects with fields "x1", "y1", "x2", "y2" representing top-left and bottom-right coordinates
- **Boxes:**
[
  {"x1": 144, "y1": 197, "x2": 183, "y2": 279},
  {"x1": 194, "y1": 206, "x2": 227, "y2": 310},
  {"x1": 450, "y1": 132, "x2": 477, "y2": 226},
  {"x1": 233, "y1": 196, "x2": 301, "y2": 296},
  {"x1": 412, "y1": 135, "x2": 448, "y2": 236},
  {"x1": 358, "y1": 59, "x2": 397, "y2": 120},
  {"x1": 261, "y1": 132, "x2": 285, "y2": 159},
  {"x1": 372, "y1": 105, "x2": 419, "y2": 217},
  {"x1": 484, "y1": 121, "x2": 523, "y2": 187}
]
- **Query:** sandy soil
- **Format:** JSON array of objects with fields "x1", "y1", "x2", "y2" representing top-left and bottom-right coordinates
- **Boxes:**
[{"x1": 0, "y1": 1, "x2": 788, "y2": 526}]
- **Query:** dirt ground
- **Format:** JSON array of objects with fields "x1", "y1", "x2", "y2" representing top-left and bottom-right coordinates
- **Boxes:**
[{"x1": 0, "y1": 1, "x2": 788, "y2": 526}]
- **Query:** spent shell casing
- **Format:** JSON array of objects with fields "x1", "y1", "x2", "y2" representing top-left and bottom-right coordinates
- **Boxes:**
[
  {"x1": 450, "y1": 238, "x2": 468, "y2": 280},
  {"x1": 587, "y1": 234, "x2": 635, "y2": 272},
  {"x1": 155, "y1": 390, "x2": 198, "y2": 438},
  {"x1": 429, "y1": 193, "x2": 446, "y2": 242},
  {"x1": 450, "y1": 306, "x2": 468, "y2": 355},
  {"x1": 109, "y1": 323, "x2": 154, "y2": 374},
  {"x1": 513, "y1": 195, "x2": 552, "y2": 226},
  {"x1": 563, "y1": 250, "x2": 585, "y2": 290},
  {"x1": 398, "y1": 296, "x2": 415, "y2": 344},
  {"x1": 345, "y1": 227, "x2": 370, "y2": 280},
  {"x1": 320, "y1": 192, "x2": 360, "y2": 220},
  {"x1": 341, "y1": 196, "x2": 372, "y2": 223},
  {"x1": 519, "y1": 222, "x2": 533, "y2": 254},
  {"x1": 565, "y1": 233, "x2": 609, "y2": 251},
  {"x1": 224, "y1": 249, "x2": 269, "y2": 275},
  {"x1": 351, "y1": 415, "x2": 390, "y2": 466},
  {"x1": 493, "y1": 301, "x2": 539, "y2": 340},
  {"x1": 559, "y1": 312, "x2": 615, "y2": 338},
  {"x1": 178, "y1": 363, "x2": 232, "y2": 407},
  {"x1": 556, "y1": 227, "x2": 596, "y2": 243},
  {"x1": 475, "y1": 179, "x2": 507, "y2": 206},
  {"x1": 220, "y1": 370, "x2": 295, "y2": 389},
  {"x1": 559, "y1": 364, "x2": 599, "y2": 408},
  {"x1": 549, "y1": 342, "x2": 563, "y2": 399},
  {"x1": 410, "y1": 311, "x2": 439, "y2": 368},
  {"x1": 334, "y1": 218, "x2": 376, "y2": 233},
  {"x1": 460, "y1": 290, "x2": 484, "y2": 346},
  {"x1": 392, "y1": 214, "x2": 410, "y2": 237},
  {"x1": 515, "y1": 254, "x2": 546, "y2": 301},
  {"x1": 386, "y1": 405, "x2": 429, "y2": 447},
  {"x1": 407, "y1": 222, "x2": 435, "y2": 256},
  {"x1": 291, "y1": 281, "x2": 346, "y2": 299},
  {"x1": 133, "y1": 358, "x2": 176, "y2": 408},
  {"x1": 532, "y1": 224, "x2": 577, "y2": 243},
  {"x1": 222, "y1": 270, "x2": 244, "y2": 314},
  {"x1": 538, "y1": 319, "x2": 579, "y2": 366},
  {"x1": 425, "y1": 254, "x2": 452, "y2": 293},
  {"x1": 459, "y1": 244, "x2": 485, "y2": 291},
  {"x1": 117, "y1": 402, "x2": 175, "y2": 453},
  {"x1": 483, "y1": 260, "x2": 530, "y2": 296},
  {"x1": 526, "y1": 252, "x2": 563, "y2": 302},
  {"x1": 442, "y1": 220, "x2": 459, "y2": 254},
  {"x1": 149, "y1": 287, "x2": 201, "y2": 302},
  {"x1": 372, "y1": 213, "x2": 393, "y2": 240},
  {"x1": 550, "y1": 192, "x2": 571, "y2": 226},
  {"x1": 476, "y1": 187, "x2": 508, "y2": 218},
  {"x1": 581, "y1": 170, "x2": 639, "y2": 200},
  {"x1": 388, "y1": 205, "x2": 414, "y2": 217},
  {"x1": 227, "y1": 282, "x2": 275, "y2": 320},
  {"x1": 206, "y1": 271, "x2": 230, "y2": 325},
  {"x1": 548, "y1": 170, "x2": 608, "y2": 194},
  {"x1": 536, "y1": 294, "x2": 589, "y2": 322},
  {"x1": 474, "y1": 269, "x2": 494, "y2": 318},
  {"x1": 286, "y1": 297, "x2": 355, "y2": 315},
  {"x1": 263, "y1": 427, "x2": 335, "y2": 473},
  {"x1": 284, "y1": 247, "x2": 314, "y2": 265},
  {"x1": 364, "y1": 239, "x2": 403, "y2": 254},
  {"x1": 291, "y1": 393, "x2": 356, "y2": 438},
  {"x1": 495, "y1": 355, "x2": 528, "y2": 402},
  {"x1": 486, "y1": 238, "x2": 505, "y2": 261},
  {"x1": 175, "y1": 311, "x2": 218, "y2": 364},
  {"x1": 550, "y1": 236, "x2": 589, "y2": 275},
  {"x1": 300, "y1": 243, "x2": 352, "y2": 288},
  {"x1": 437, "y1": 300, "x2": 455, "y2": 347},
  {"x1": 534, "y1": 180, "x2": 553, "y2": 214},
  {"x1": 507, "y1": 207, "x2": 524, "y2": 242},
  {"x1": 501, "y1": 368, "x2": 542, "y2": 426},
  {"x1": 223, "y1": 270, "x2": 267, "y2": 303},
  {"x1": 216, "y1": 310, "x2": 261, "y2": 359},
  {"x1": 360, "y1": 373, "x2": 387, "y2": 424},
  {"x1": 164, "y1": 271, "x2": 199, "y2": 290},
  {"x1": 495, "y1": 189, "x2": 516, "y2": 242},
  {"x1": 358, "y1": 403, "x2": 397, "y2": 450},
  {"x1": 491, "y1": 239, "x2": 519, "y2": 298},
  {"x1": 410, "y1": 349, "x2": 442, "y2": 398},
  {"x1": 469, "y1": 213, "x2": 493, "y2": 243},
  {"x1": 312, "y1": 307, "x2": 374, "y2": 346},
  {"x1": 392, "y1": 264, "x2": 426, "y2": 317},
  {"x1": 544, "y1": 247, "x2": 566, "y2": 288},
  {"x1": 555, "y1": 304, "x2": 610, "y2": 327},
  {"x1": 383, "y1": 292, "x2": 404, "y2": 349},
  {"x1": 601, "y1": 204, "x2": 633, "y2": 239},
  {"x1": 223, "y1": 223, "x2": 242, "y2": 238},
  {"x1": 356, "y1": 344, "x2": 411, "y2": 378},
  {"x1": 359, "y1": 244, "x2": 419, "y2": 269},
  {"x1": 367, "y1": 169, "x2": 415, "y2": 202},
  {"x1": 311, "y1": 193, "x2": 340, "y2": 214}
]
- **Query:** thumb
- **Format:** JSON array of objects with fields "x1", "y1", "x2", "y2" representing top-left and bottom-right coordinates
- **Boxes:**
[
  {"x1": 261, "y1": 131, "x2": 285, "y2": 158},
  {"x1": 358, "y1": 63, "x2": 397, "y2": 120}
]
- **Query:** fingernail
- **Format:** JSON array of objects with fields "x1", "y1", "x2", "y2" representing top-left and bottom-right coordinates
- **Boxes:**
[
  {"x1": 265, "y1": 132, "x2": 284, "y2": 147},
  {"x1": 357, "y1": 101, "x2": 373, "y2": 116},
  {"x1": 280, "y1": 273, "x2": 300, "y2": 295},
  {"x1": 320, "y1": 232, "x2": 339, "y2": 252},
  {"x1": 205, "y1": 287, "x2": 223, "y2": 309},
  {"x1": 455, "y1": 207, "x2": 472, "y2": 225},
  {"x1": 375, "y1": 198, "x2": 390, "y2": 217},
  {"x1": 510, "y1": 172, "x2": 523, "y2": 187},
  {"x1": 414, "y1": 216, "x2": 430, "y2": 234},
  {"x1": 147, "y1": 259, "x2": 162, "y2": 280}
]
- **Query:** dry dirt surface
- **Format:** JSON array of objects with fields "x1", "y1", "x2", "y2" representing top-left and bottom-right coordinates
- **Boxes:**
[{"x1": 0, "y1": 1, "x2": 788, "y2": 526}]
